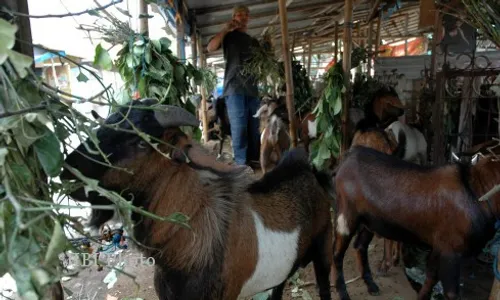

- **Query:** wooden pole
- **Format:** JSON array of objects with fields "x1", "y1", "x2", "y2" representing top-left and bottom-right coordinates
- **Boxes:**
[
  {"x1": 307, "y1": 38, "x2": 313, "y2": 76},
  {"x1": 278, "y1": 0, "x2": 298, "y2": 148},
  {"x1": 430, "y1": 10, "x2": 442, "y2": 80},
  {"x1": 334, "y1": 22, "x2": 339, "y2": 62},
  {"x1": 340, "y1": 0, "x2": 353, "y2": 155},
  {"x1": 139, "y1": 0, "x2": 149, "y2": 35},
  {"x1": 404, "y1": 14, "x2": 409, "y2": 55},
  {"x1": 367, "y1": 20, "x2": 374, "y2": 76},
  {"x1": 191, "y1": 21, "x2": 198, "y2": 67},
  {"x1": 374, "y1": 16, "x2": 382, "y2": 58},
  {"x1": 197, "y1": 32, "x2": 209, "y2": 143}
]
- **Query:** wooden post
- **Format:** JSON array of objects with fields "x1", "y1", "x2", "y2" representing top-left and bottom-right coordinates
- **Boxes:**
[
  {"x1": 340, "y1": 0, "x2": 353, "y2": 155},
  {"x1": 278, "y1": 0, "x2": 298, "y2": 148},
  {"x1": 139, "y1": 0, "x2": 149, "y2": 35},
  {"x1": 334, "y1": 22, "x2": 339, "y2": 62},
  {"x1": 404, "y1": 14, "x2": 409, "y2": 55},
  {"x1": 307, "y1": 38, "x2": 313, "y2": 76},
  {"x1": 430, "y1": 10, "x2": 442, "y2": 80},
  {"x1": 374, "y1": 16, "x2": 382, "y2": 58},
  {"x1": 291, "y1": 33, "x2": 296, "y2": 54},
  {"x1": 367, "y1": 20, "x2": 374, "y2": 76},
  {"x1": 191, "y1": 21, "x2": 198, "y2": 67},
  {"x1": 197, "y1": 32, "x2": 209, "y2": 143}
]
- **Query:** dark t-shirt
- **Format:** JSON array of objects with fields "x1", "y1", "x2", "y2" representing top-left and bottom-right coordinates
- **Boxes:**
[{"x1": 221, "y1": 30, "x2": 259, "y2": 98}]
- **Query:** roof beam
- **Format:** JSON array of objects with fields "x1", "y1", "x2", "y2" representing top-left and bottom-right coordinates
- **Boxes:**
[
  {"x1": 196, "y1": 0, "x2": 335, "y2": 28},
  {"x1": 201, "y1": 13, "x2": 338, "y2": 37},
  {"x1": 191, "y1": 0, "x2": 276, "y2": 15}
]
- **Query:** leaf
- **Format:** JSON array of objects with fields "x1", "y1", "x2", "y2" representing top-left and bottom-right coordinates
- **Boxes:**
[
  {"x1": 0, "y1": 18, "x2": 17, "y2": 64},
  {"x1": 318, "y1": 142, "x2": 331, "y2": 160},
  {"x1": 145, "y1": 43, "x2": 152, "y2": 64},
  {"x1": 87, "y1": 9, "x2": 100, "y2": 17},
  {"x1": 44, "y1": 220, "x2": 68, "y2": 266},
  {"x1": 116, "y1": 7, "x2": 132, "y2": 17},
  {"x1": 333, "y1": 94, "x2": 342, "y2": 115},
  {"x1": 0, "y1": 147, "x2": 8, "y2": 166},
  {"x1": 159, "y1": 37, "x2": 172, "y2": 51},
  {"x1": 94, "y1": 44, "x2": 113, "y2": 71},
  {"x1": 151, "y1": 39, "x2": 161, "y2": 52},
  {"x1": 6, "y1": 48, "x2": 33, "y2": 78},
  {"x1": 33, "y1": 128, "x2": 63, "y2": 177},
  {"x1": 31, "y1": 268, "x2": 51, "y2": 292},
  {"x1": 166, "y1": 212, "x2": 191, "y2": 229},
  {"x1": 138, "y1": 13, "x2": 154, "y2": 19},
  {"x1": 76, "y1": 72, "x2": 89, "y2": 82}
]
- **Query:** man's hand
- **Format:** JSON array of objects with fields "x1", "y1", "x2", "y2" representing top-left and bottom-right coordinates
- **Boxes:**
[{"x1": 225, "y1": 19, "x2": 242, "y2": 32}]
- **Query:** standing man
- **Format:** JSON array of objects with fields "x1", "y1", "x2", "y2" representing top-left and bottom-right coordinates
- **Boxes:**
[{"x1": 207, "y1": 4, "x2": 261, "y2": 167}]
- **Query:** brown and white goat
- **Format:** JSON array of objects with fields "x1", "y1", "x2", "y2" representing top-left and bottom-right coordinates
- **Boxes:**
[
  {"x1": 332, "y1": 144, "x2": 500, "y2": 300},
  {"x1": 61, "y1": 98, "x2": 335, "y2": 300},
  {"x1": 253, "y1": 100, "x2": 291, "y2": 173}
]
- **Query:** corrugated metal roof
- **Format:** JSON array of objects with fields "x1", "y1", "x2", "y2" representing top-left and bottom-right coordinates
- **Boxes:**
[{"x1": 186, "y1": 0, "x2": 426, "y2": 63}]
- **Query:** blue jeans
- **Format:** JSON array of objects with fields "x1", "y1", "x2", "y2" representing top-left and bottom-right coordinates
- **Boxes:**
[{"x1": 225, "y1": 94, "x2": 261, "y2": 165}]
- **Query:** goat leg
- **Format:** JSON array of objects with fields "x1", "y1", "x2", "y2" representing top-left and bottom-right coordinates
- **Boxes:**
[
  {"x1": 378, "y1": 238, "x2": 394, "y2": 276},
  {"x1": 354, "y1": 227, "x2": 380, "y2": 296},
  {"x1": 438, "y1": 253, "x2": 461, "y2": 300},
  {"x1": 417, "y1": 250, "x2": 440, "y2": 300},
  {"x1": 332, "y1": 217, "x2": 356, "y2": 300},
  {"x1": 393, "y1": 242, "x2": 403, "y2": 267},
  {"x1": 312, "y1": 225, "x2": 333, "y2": 300}
]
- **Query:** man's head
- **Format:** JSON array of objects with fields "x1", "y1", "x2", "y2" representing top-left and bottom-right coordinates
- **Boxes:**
[{"x1": 232, "y1": 4, "x2": 249, "y2": 31}]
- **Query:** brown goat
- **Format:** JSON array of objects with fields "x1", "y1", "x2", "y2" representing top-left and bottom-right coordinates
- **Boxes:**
[
  {"x1": 349, "y1": 126, "x2": 405, "y2": 276},
  {"x1": 332, "y1": 144, "x2": 500, "y2": 300},
  {"x1": 254, "y1": 100, "x2": 291, "y2": 173},
  {"x1": 61, "y1": 98, "x2": 335, "y2": 300}
]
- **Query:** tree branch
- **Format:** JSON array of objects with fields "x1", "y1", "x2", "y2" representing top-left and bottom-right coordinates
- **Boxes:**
[
  {"x1": 1, "y1": 0, "x2": 123, "y2": 19},
  {"x1": 0, "y1": 104, "x2": 47, "y2": 119}
]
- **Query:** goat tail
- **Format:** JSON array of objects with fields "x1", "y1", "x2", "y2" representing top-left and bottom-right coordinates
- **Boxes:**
[{"x1": 312, "y1": 166, "x2": 336, "y2": 206}]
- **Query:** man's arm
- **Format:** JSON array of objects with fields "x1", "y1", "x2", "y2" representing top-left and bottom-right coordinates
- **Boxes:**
[
  {"x1": 207, "y1": 20, "x2": 240, "y2": 52},
  {"x1": 207, "y1": 29, "x2": 229, "y2": 52}
]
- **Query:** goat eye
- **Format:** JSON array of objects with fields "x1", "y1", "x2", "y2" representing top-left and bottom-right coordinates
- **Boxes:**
[{"x1": 138, "y1": 140, "x2": 148, "y2": 149}]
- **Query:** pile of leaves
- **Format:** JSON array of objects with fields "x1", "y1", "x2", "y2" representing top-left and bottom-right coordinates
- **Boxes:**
[
  {"x1": 0, "y1": 18, "x2": 191, "y2": 299},
  {"x1": 241, "y1": 32, "x2": 281, "y2": 95},
  {"x1": 351, "y1": 72, "x2": 386, "y2": 110},
  {"x1": 85, "y1": 11, "x2": 216, "y2": 118},
  {"x1": 278, "y1": 59, "x2": 314, "y2": 116},
  {"x1": 309, "y1": 62, "x2": 345, "y2": 169}
]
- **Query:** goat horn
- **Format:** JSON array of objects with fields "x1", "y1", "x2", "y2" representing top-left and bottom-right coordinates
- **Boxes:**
[{"x1": 154, "y1": 105, "x2": 200, "y2": 128}]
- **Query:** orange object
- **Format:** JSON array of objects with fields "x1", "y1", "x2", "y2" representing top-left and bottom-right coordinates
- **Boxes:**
[{"x1": 379, "y1": 37, "x2": 428, "y2": 57}]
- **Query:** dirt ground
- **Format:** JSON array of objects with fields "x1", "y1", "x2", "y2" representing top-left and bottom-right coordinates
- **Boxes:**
[
  {"x1": 29, "y1": 139, "x2": 491, "y2": 300},
  {"x1": 60, "y1": 235, "x2": 494, "y2": 300}
]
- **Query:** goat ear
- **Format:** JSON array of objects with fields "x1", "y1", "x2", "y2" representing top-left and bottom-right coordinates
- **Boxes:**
[
  {"x1": 91, "y1": 110, "x2": 105, "y2": 124},
  {"x1": 253, "y1": 104, "x2": 268, "y2": 118},
  {"x1": 451, "y1": 152, "x2": 460, "y2": 162},
  {"x1": 471, "y1": 153, "x2": 479, "y2": 165}
]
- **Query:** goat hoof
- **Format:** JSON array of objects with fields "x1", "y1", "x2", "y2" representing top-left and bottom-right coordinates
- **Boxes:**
[{"x1": 367, "y1": 283, "x2": 380, "y2": 296}]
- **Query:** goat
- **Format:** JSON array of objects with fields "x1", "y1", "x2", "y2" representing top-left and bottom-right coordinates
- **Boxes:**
[
  {"x1": 253, "y1": 98, "x2": 291, "y2": 173},
  {"x1": 349, "y1": 125, "x2": 406, "y2": 276},
  {"x1": 331, "y1": 144, "x2": 500, "y2": 300},
  {"x1": 386, "y1": 120, "x2": 428, "y2": 165},
  {"x1": 61, "y1": 98, "x2": 335, "y2": 300}
]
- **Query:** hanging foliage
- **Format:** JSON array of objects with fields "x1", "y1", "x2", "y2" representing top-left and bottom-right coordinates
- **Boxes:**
[
  {"x1": 460, "y1": 0, "x2": 500, "y2": 47},
  {"x1": 278, "y1": 59, "x2": 314, "y2": 116},
  {"x1": 309, "y1": 63, "x2": 345, "y2": 169},
  {"x1": 351, "y1": 73, "x2": 386, "y2": 110}
]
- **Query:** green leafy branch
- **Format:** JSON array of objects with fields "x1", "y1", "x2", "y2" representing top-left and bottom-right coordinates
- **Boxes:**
[{"x1": 309, "y1": 63, "x2": 345, "y2": 170}]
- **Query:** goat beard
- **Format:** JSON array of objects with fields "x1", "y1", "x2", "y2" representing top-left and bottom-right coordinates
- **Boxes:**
[{"x1": 171, "y1": 143, "x2": 249, "y2": 174}]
